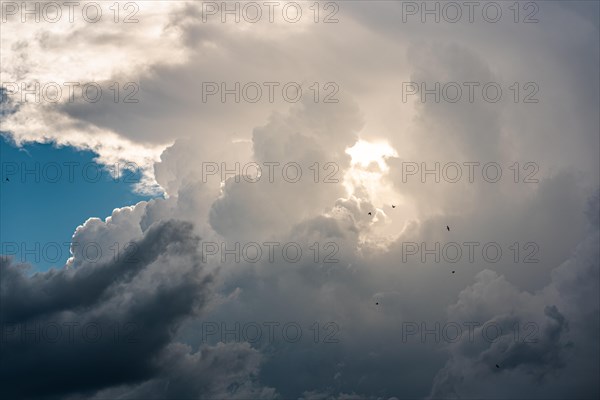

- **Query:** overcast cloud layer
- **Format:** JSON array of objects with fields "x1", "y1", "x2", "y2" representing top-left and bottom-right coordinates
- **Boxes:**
[{"x1": 1, "y1": 1, "x2": 599, "y2": 399}]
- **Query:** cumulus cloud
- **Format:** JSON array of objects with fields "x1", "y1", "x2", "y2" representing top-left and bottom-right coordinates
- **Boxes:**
[
  {"x1": 84, "y1": 342, "x2": 276, "y2": 400},
  {"x1": 1, "y1": 1, "x2": 599, "y2": 399},
  {"x1": 429, "y1": 194, "x2": 599, "y2": 399},
  {"x1": 1, "y1": 1, "x2": 192, "y2": 192},
  {"x1": 0, "y1": 219, "x2": 273, "y2": 399}
]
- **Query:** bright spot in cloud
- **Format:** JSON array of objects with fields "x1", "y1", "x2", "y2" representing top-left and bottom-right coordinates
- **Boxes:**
[
  {"x1": 346, "y1": 140, "x2": 398, "y2": 171},
  {"x1": 344, "y1": 139, "x2": 398, "y2": 199},
  {"x1": 344, "y1": 139, "x2": 411, "y2": 244}
]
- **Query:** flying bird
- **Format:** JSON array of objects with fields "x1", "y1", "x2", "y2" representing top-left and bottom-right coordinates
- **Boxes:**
[
  {"x1": 375, "y1": 302, "x2": 379, "y2": 305},
  {"x1": 496, "y1": 364, "x2": 500, "y2": 369},
  {"x1": 446, "y1": 225, "x2": 450, "y2": 231},
  {"x1": 452, "y1": 270, "x2": 455, "y2": 274},
  {"x1": 392, "y1": 205, "x2": 396, "y2": 208},
  {"x1": 368, "y1": 212, "x2": 372, "y2": 216}
]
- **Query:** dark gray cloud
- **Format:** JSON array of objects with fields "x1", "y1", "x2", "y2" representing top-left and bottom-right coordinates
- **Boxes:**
[
  {"x1": 1, "y1": 1, "x2": 599, "y2": 399},
  {"x1": 429, "y1": 194, "x2": 599, "y2": 399},
  {"x1": 0, "y1": 219, "x2": 273, "y2": 399}
]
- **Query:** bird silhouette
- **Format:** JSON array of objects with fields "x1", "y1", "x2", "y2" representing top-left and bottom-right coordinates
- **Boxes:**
[
  {"x1": 392, "y1": 205, "x2": 396, "y2": 208},
  {"x1": 368, "y1": 212, "x2": 372, "y2": 216},
  {"x1": 446, "y1": 225, "x2": 450, "y2": 231},
  {"x1": 452, "y1": 270, "x2": 455, "y2": 274},
  {"x1": 5, "y1": 177, "x2": 9, "y2": 182},
  {"x1": 496, "y1": 364, "x2": 500, "y2": 369},
  {"x1": 375, "y1": 302, "x2": 379, "y2": 305}
]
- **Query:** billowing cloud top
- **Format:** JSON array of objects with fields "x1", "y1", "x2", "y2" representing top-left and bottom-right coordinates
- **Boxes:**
[{"x1": 1, "y1": 1, "x2": 598, "y2": 399}]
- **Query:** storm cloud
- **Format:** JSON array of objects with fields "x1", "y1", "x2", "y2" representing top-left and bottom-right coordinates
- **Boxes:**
[{"x1": 1, "y1": 1, "x2": 599, "y2": 399}]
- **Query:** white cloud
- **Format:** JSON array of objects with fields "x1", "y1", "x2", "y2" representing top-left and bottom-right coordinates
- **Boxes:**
[{"x1": 1, "y1": 1, "x2": 599, "y2": 398}]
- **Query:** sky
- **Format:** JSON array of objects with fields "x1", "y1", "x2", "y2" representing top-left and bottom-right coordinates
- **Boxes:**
[
  {"x1": 0, "y1": 1, "x2": 599, "y2": 399},
  {"x1": 0, "y1": 136, "x2": 153, "y2": 271}
]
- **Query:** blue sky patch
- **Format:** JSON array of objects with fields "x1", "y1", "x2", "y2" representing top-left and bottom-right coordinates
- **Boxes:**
[{"x1": 0, "y1": 136, "x2": 156, "y2": 271}]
